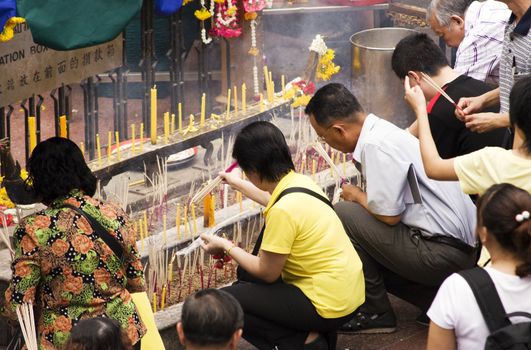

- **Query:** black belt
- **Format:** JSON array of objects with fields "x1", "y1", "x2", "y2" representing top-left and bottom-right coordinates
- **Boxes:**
[{"x1": 421, "y1": 234, "x2": 477, "y2": 255}]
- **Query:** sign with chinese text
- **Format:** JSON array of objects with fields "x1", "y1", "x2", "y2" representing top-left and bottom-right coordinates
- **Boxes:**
[{"x1": 0, "y1": 22, "x2": 122, "y2": 107}]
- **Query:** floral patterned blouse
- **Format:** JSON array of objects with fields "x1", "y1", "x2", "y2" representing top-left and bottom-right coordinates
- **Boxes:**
[{"x1": 2, "y1": 190, "x2": 146, "y2": 349}]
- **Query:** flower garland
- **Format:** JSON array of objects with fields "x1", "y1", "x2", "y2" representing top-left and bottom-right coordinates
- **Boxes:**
[
  {"x1": 0, "y1": 169, "x2": 29, "y2": 208},
  {"x1": 210, "y1": 0, "x2": 242, "y2": 39},
  {"x1": 243, "y1": 0, "x2": 265, "y2": 98},
  {"x1": 316, "y1": 49, "x2": 340, "y2": 81},
  {"x1": 0, "y1": 17, "x2": 25, "y2": 42},
  {"x1": 194, "y1": 0, "x2": 215, "y2": 44}
]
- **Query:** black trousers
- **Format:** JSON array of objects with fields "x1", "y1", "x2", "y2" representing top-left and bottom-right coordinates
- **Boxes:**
[
  {"x1": 133, "y1": 342, "x2": 141, "y2": 350},
  {"x1": 222, "y1": 281, "x2": 354, "y2": 350}
]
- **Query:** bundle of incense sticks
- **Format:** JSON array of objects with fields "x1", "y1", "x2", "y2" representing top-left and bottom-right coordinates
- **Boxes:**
[
  {"x1": 191, "y1": 161, "x2": 239, "y2": 204},
  {"x1": 16, "y1": 303, "x2": 38, "y2": 350},
  {"x1": 312, "y1": 142, "x2": 347, "y2": 184}
]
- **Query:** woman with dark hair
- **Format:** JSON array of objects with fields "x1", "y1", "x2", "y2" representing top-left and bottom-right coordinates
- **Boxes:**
[
  {"x1": 201, "y1": 122, "x2": 365, "y2": 350},
  {"x1": 427, "y1": 183, "x2": 531, "y2": 349},
  {"x1": 64, "y1": 317, "x2": 133, "y2": 350},
  {"x1": 2, "y1": 137, "x2": 146, "y2": 349}
]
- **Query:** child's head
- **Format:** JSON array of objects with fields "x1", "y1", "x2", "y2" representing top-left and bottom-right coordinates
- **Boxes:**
[
  {"x1": 63, "y1": 317, "x2": 133, "y2": 350},
  {"x1": 509, "y1": 75, "x2": 531, "y2": 153},
  {"x1": 476, "y1": 184, "x2": 531, "y2": 277}
]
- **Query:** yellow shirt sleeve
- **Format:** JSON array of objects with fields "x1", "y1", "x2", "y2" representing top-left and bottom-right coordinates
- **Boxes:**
[
  {"x1": 454, "y1": 148, "x2": 497, "y2": 195},
  {"x1": 260, "y1": 207, "x2": 296, "y2": 255}
]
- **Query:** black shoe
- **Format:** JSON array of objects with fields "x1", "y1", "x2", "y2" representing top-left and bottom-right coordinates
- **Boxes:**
[
  {"x1": 304, "y1": 334, "x2": 328, "y2": 350},
  {"x1": 415, "y1": 312, "x2": 430, "y2": 326},
  {"x1": 338, "y1": 311, "x2": 397, "y2": 334}
]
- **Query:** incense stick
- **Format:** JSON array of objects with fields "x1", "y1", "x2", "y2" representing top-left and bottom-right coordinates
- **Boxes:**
[
  {"x1": 191, "y1": 161, "x2": 238, "y2": 204},
  {"x1": 420, "y1": 72, "x2": 464, "y2": 113}
]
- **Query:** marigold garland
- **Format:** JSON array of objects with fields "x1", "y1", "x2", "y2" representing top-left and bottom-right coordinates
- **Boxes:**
[{"x1": 0, "y1": 17, "x2": 25, "y2": 42}]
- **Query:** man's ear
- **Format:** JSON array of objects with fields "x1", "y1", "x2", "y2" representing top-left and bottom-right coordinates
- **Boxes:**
[
  {"x1": 407, "y1": 71, "x2": 421, "y2": 84},
  {"x1": 450, "y1": 15, "x2": 464, "y2": 28},
  {"x1": 177, "y1": 322, "x2": 186, "y2": 346},
  {"x1": 229, "y1": 329, "x2": 243, "y2": 349}
]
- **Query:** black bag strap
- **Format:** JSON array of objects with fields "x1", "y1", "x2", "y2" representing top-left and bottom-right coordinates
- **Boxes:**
[
  {"x1": 458, "y1": 267, "x2": 511, "y2": 332},
  {"x1": 251, "y1": 187, "x2": 333, "y2": 255},
  {"x1": 61, "y1": 204, "x2": 125, "y2": 261}
]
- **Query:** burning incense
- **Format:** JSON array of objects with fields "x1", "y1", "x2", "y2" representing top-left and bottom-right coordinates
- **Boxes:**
[
  {"x1": 233, "y1": 85, "x2": 238, "y2": 117},
  {"x1": 312, "y1": 143, "x2": 347, "y2": 183},
  {"x1": 176, "y1": 204, "x2": 181, "y2": 240},
  {"x1": 191, "y1": 203, "x2": 197, "y2": 237},
  {"x1": 420, "y1": 72, "x2": 464, "y2": 113},
  {"x1": 191, "y1": 161, "x2": 239, "y2": 204}
]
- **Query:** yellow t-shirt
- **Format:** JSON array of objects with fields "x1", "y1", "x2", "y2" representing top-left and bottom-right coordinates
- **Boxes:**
[
  {"x1": 261, "y1": 171, "x2": 365, "y2": 319},
  {"x1": 454, "y1": 147, "x2": 531, "y2": 195}
]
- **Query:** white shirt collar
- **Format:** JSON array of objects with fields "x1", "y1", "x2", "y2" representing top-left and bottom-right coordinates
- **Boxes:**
[{"x1": 352, "y1": 113, "x2": 379, "y2": 163}]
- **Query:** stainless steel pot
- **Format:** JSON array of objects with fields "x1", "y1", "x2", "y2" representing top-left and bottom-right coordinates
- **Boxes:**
[{"x1": 350, "y1": 27, "x2": 418, "y2": 128}]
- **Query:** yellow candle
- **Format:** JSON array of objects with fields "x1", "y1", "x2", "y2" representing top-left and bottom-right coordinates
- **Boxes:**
[
  {"x1": 191, "y1": 203, "x2": 197, "y2": 236},
  {"x1": 115, "y1": 131, "x2": 120, "y2": 161},
  {"x1": 300, "y1": 156, "x2": 306, "y2": 173},
  {"x1": 225, "y1": 88, "x2": 231, "y2": 120},
  {"x1": 176, "y1": 204, "x2": 181, "y2": 240},
  {"x1": 140, "y1": 123, "x2": 144, "y2": 152},
  {"x1": 268, "y1": 72, "x2": 274, "y2": 102},
  {"x1": 263, "y1": 66, "x2": 270, "y2": 97},
  {"x1": 59, "y1": 115, "x2": 67, "y2": 138},
  {"x1": 171, "y1": 114, "x2": 175, "y2": 134},
  {"x1": 164, "y1": 112, "x2": 170, "y2": 144},
  {"x1": 178, "y1": 102, "x2": 183, "y2": 134},
  {"x1": 161, "y1": 285, "x2": 167, "y2": 310},
  {"x1": 259, "y1": 93, "x2": 264, "y2": 112},
  {"x1": 28, "y1": 116, "x2": 37, "y2": 155},
  {"x1": 200, "y1": 93, "x2": 206, "y2": 126},
  {"x1": 233, "y1": 86, "x2": 238, "y2": 117},
  {"x1": 143, "y1": 211, "x2": 148, "y2": 237},
  {"x1": 168, "y1": 263, "x2": 173, "y2": 283},
  {"x1": 107, "y1": 131, "x2": 112, "y2": 163},
  {"x1": 242, "y1": 83, "x2": 247, "y2": 113},
  {"x1": 281, "y1": 74, "x2": 285, "y2": 94},
  {"x1": 150, "y1": 86, "x2": 157, "y2": 145},
  {"x1": 131, "y1": 124, "x2": 136, "y2": 154},
  {"x1": 153, "y1": 293, "x2": 157, "y2": 313},
  {"x1": 188, "y1": 114, "x2": 195, "y2": 131},
  {"x1": 96, "y1": 134, "x2": 102, "y2": 166},
  {"x1": 80, "y1": 142, "x2": 85, "y2": 158}
]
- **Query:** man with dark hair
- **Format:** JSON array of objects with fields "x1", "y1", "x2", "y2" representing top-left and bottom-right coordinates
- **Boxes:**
[
  {"x1": 392, "y1": 33, "x2": 507, "y2": 159},
  {"x1": 305, "y1": 83, "x2": 477, "y2": 333},
  {"x1": 427, "y1": 0, "x2": 509, "y2": 84},
  {"x1": 177, "y1": 289, "x2": 243, "y2": 350}
]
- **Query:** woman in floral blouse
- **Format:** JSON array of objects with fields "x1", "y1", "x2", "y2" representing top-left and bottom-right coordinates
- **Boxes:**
[{"x1": 1, "y1": 137, "x2": 146, "y2": 349}]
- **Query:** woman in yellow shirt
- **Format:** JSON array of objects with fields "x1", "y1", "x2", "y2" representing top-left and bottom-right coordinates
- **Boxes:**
[
  {"x1": 201, "y1": 121, "x2": 364, "y2": 350},
  {"x1": 403, "y1": 73, "x2": 531, "y2": 194}
]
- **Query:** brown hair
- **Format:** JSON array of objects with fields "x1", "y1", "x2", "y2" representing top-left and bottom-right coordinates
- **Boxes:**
[{"x1": 477, "y1": 184, "x2": 531, "y2": 277}]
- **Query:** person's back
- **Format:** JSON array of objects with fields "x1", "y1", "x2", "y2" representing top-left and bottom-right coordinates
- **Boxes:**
[
  {"x1": 355, "y1": 114, "x2": 476, "y2": 243},
  {"x1": 177, "y1": 289, "x2": 243, "y2": 350},
  {"x1": 427, "y1": 184, "x2": 531, "y2": 349}
]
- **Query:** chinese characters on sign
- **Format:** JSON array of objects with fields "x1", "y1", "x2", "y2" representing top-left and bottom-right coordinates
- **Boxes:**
[{"x1": 0, "y1": 22, "x2": 122, "y2": 107}]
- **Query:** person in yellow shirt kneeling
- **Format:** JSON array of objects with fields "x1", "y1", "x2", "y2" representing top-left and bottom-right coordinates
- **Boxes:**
[{"x1": 201, "y1": 121, "x2": 364, "y2": 350}]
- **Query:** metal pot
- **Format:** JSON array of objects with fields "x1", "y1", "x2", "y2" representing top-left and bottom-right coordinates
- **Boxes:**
[{"x1": 350, "y1": 27, "x2": 418, "y2": 128}]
